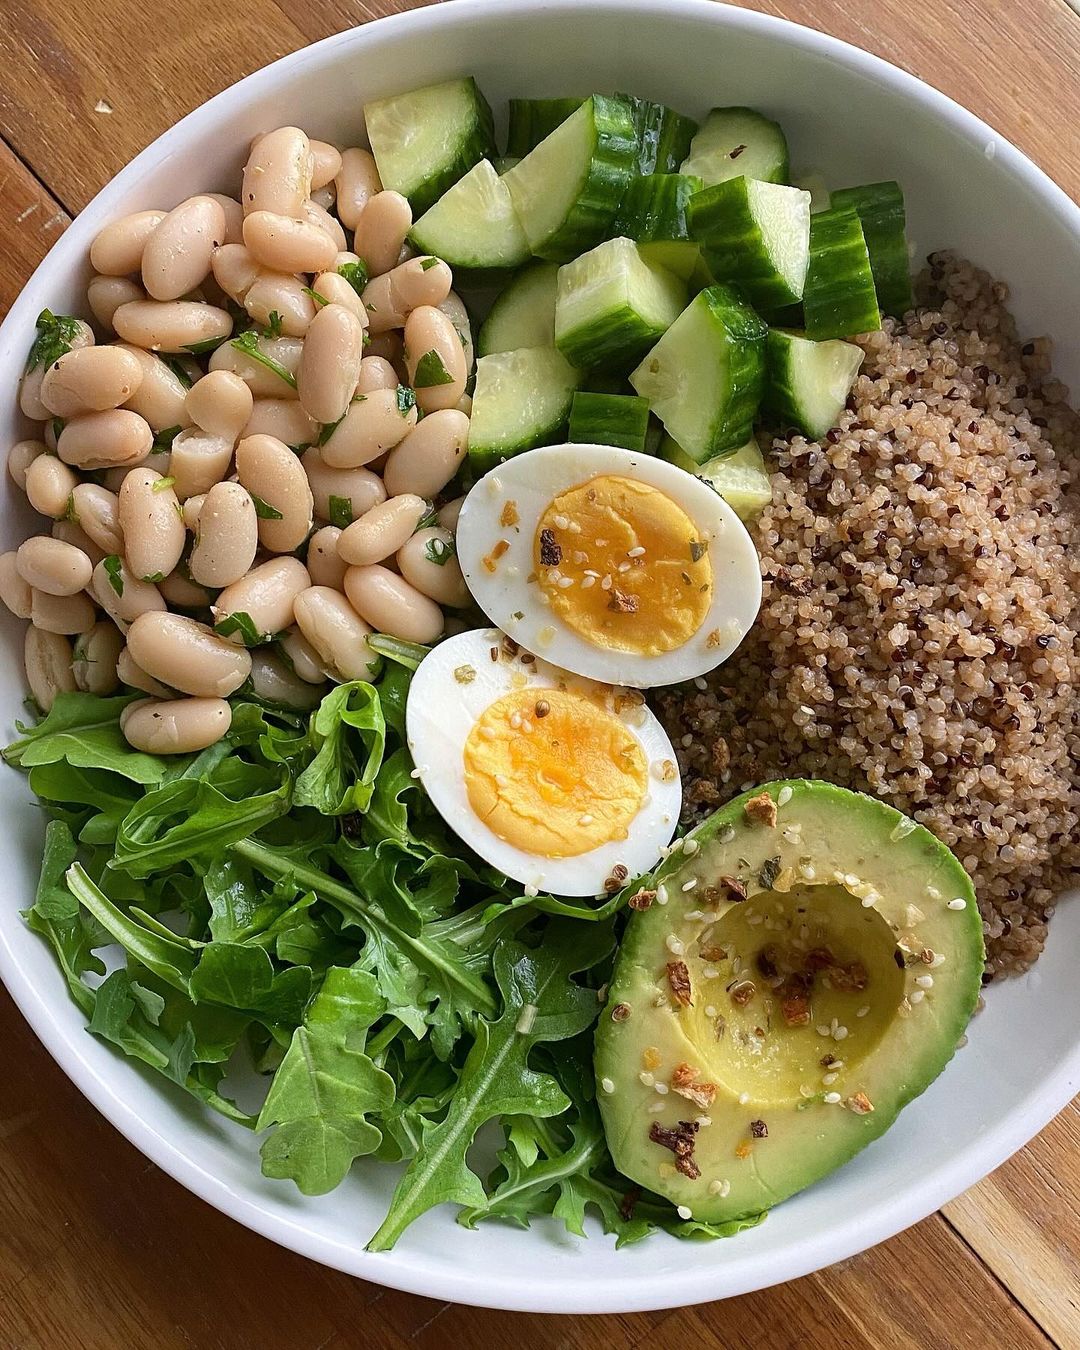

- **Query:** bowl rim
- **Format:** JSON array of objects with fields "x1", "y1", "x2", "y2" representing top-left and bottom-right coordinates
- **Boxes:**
[{"x1": 1, "y1": 0, "x2": 1079, "y2": 1315}]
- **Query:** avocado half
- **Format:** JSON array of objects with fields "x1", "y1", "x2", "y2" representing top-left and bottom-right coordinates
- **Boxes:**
[{"x1": 595, "y1": 780, "x2": 984, "y2": 1223}]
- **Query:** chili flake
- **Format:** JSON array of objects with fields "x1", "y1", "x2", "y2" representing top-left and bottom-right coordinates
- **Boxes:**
[
  {"x1": 758, "y1": 856, "x2": 783, "y2": 888},
  {"x1": 482, "y1": 539, "x2": 510, "y2": 572},
  {"x1": 499, "y1": 500, "x2": 519, "y2": 527},
  {"x1": 730, "y1": 980, "x2": 757, "y2": 1008},
  {"x1": 611, "y1": 1002, "x2": 632, "y2": 1023}
]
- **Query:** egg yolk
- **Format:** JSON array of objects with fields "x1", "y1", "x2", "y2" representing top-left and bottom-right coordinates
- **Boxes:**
[
  {"x1": 534, "y1": 475, "x2": 712, "y2": 655},
  {"x1": 463, "y1": 687, "x2": 648, "y2": 859}
]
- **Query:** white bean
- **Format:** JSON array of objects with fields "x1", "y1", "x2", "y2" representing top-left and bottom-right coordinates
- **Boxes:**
[
  {"x1": 309, "y1": 140, "x2": 343, "y2": 191},
  {"x1": 405, "y1": 305, "x2": 468, "y2": 412},
  {"x1": 293, "y1": 585, "x2": 375, "y2": 682},
  {"x1": 169, "y1": 427, "x2": 234, "y2": 500},
  {"x1": 116, "y1": 344, "x2": 193, "y2": 432},
  {"x1": 311, "y1": 185, "x2": 336, "y2": 212},
  {"x1": 113, "y1": 299, "x2": 232, "y2": 353},
  {"x1": 91, "y1": 556, "x2": 166, "y2": 631},
  {"x1": 436, "y1": 495, "x2": 465, "y2": 532},
  {"x1": 439, "y1": 291, "x2": 475, "y2": 376},
  {"x1": 249, "y1": 648, "x2": 325, "y2": 708},
  {"x1": 121, "y1": 696, "x2": 232, "y2": 754},
  {"x1": 158, "y1": 569, "x2": 213, "y2": 609},
  {"x1": 212, "y1": 557, "x2": 311, "y2": 644},
  {"x1": 58, "y1": 409, "x2": 153, "y2": 471},
  {"x1": 40, "y1": 345, "x2": 145, "y2": 418},
  {"x1": 117, "y1": 647, "x2": 175, "y2": 697},
  {"x1": 72, "y1": 622, "x2": 124, "y2": 695},
  {"x1": 363, "y1": 329, "x2": 405, "y2": 373},
  {"x1": 235, "y1": 434, "x2": 313, "y2": 552},
  {"x1": 20, "y1": 320, "x2": 95, "y2": 421},
  {"x1": 186, "y1": 370, "x2": 253, "y2": 441},
  {"x1": 301, "y1": 447, "x2": 386, "y2": 524},
  {"x1": 127, "y1": 610, "x2": 251, "y2": 697},
  {"x1": 242, "y1": 210, "x2": 338, "y2": 275},
  {"x1": 210, "y1": 242, "x2": 262, "y2": 303},
  {"x1": 396, "y1": 526, "x2": 470, "y2": 607},
  {"x1": 30, "y1": 588, "x2": 97, "y2": 636},
  {"x1": 17, "y1": 537, "x2": 93, "y2": 597},
  {"x1": 243, "y1": 273, "x2": 317, "y2": 337},
  {"x1": 25, "y1": 455, "x2": 78, "y2": 519},
  {"x1": 343, "y1": 564, "x2": 443, "y2": 643},
  {"x1": 306, "y1": 525, "x2": 347, "y2": 589},
  {"x1": 142, "y1": 196, "x2": 228, "y2": 301},
  {"x1": 190, "y1": 482, "x2": 259, "y2": 588},
  {"x1": 338, "y1": 493, "x2": 426, "y2": 567},
  {"x1": 353, "y1": 191, "x2": 412, "y2": 277},
  {"x1": 362, "y1": 257, "x2": 453, "y2": 334},
  {"x1": 301, "y1": 198, "x2": 347, "y2": 253},
  {"x1": 90, "y1": 211, "x2": 167, "y2": 276},
  {"x1": 52, "y1": 519, "x2": 107, "y2": 566},
  {"x1": 209, "y1": 331, "x2": 302, "y2": 399},
  {"x1": 242, "y1": 127, "x2": 312, "y2": 219},
  {"x1": 310, "y1": 270, "x2": 368, "y2": 325},
  {"x1": 382, "y1": 408, "x2": 468, "y2": 498},
  {"x1": 242, "y1": 398, "x2": 319, "y2": 447},
  {"x1": 9, "y1": 440, "x2": 46, "y2": 491},
  {"x1": 118, "y1": 468, "x2": 185, "y2": 581},
  {"x1": 25, "y1": 627, "x2": 76, "y2": 712},
  {"x1": 279, "y1": 626, "x2": 330, "y2": 683},
  {"x1": 88, "y1": 275, "x2": 146, "y2": 331},
  {"x1": 355, "y1": 355, "x2": 399, "y2": 394},
  {"x1": 182, "y1": 494, "x2": 206, "y2": 532},
  {"x1": 335, "y1": 149, "x2": 382, "y2": 231},
  {"x1": 0, "y1": 552, "x2": 32, "y2": 618},
  {"x1": 319, "y1": 387, "x2": 417, "y2": 469},
  {"x1": 70, "y1": 483, "x2": 124, "y2": 554},
  {"x1": 205, "y1": 193, "x2": 246, "y2": 245},
  {"x1": 297, "y1": 304, "x2": 365, "y2": 425}
]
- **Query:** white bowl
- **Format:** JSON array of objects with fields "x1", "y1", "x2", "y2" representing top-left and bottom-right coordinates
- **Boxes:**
[{"x1": 0, "y1": 0, "x2": 1077, "y2": 1315}]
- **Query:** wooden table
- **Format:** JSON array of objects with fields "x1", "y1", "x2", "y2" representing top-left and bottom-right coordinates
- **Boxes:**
[{"x1": 0, "y1": 1, "x2": 1077, "y2": 1344}]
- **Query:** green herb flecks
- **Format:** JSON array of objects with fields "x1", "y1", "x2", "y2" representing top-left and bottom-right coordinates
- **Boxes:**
[
  {"x1": 423, "y1": 536, "x2": 455, "y2": 567},
  {"x1": 230, "y1": 330, "x2": 297, "y2": 389},
  {"x1": 249, "y1": 493, "x2": 284, "y2": 521},
  {"x1": 25, "y1": 310, "x2": 84, "y2": 374},
  {"x1": 337, "y1": 260, "x2": 369, "y2": 295},
  {"x1": 328, "y1": 495, "x2": 354, "y2": 528},
  {"x1": 413, "y1": 350, "x2": 455, "y2": 389}
]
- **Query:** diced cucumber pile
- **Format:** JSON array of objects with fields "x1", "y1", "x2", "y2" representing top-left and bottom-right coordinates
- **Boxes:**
[{"x1": 360, "y1": 78, "x2": 916, "y2": 514}]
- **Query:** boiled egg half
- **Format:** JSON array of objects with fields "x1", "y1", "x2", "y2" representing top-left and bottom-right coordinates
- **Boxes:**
[
  {"x1": 455, "y1": 443, "x2": 763, "y2": 688},
  {"x1": 405, "y1": 628, "x2": 682, "y2": 896}
]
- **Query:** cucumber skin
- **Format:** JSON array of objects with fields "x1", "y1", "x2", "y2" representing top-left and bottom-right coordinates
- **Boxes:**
[
  {"x1": 762, "y1": 329, "x2": 861, "y2": 438},
  {"x1": 831, "y1": 181, "x2": 913, "y2": 318},
  {"x1": 366, "y1": 78, "x2": 497, "y2": 216},
  {"x1": 506, "y1": 98, "x2": 584, "y2": 157},
  {"x1": 623, "y1": 96, "x2": 699, "y2": 174},
  {"x1": 510, "y1": 95, "x2": 640, "y2": 262},
  {"x1": 616, "y1": 173, "x2": 702, "y2": 243},
  {"x1": 477, "y1": 262, "x2": 560, "y2": 357},
  {"x1": 568, "y1": 392, "x2": 651, "y2": 452},
  {"x1": 803, "y1": 208, "x2": 882, "y2": 340},
  {"x1": 467, "y1": 348, "x2": 580, "y2": 473},
  {"x1": 689, "y1": 177, "x2": 808, "y2": 311}
]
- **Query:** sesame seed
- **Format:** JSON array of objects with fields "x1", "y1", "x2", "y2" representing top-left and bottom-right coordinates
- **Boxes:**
[
  {"x1": 708, "y1": 1179, "x2": 724, "y2": 1195},
  {"x1": 927, "y1": 887, "x2": 942, "y2": 901},
  {"x1": 681, "y1": 733, "x2": 694, "y2": 748},
  {"x1": 704, "y1": 1004, "x2": 717, "y2": 1018},
  {"x1": 523, "y1": 884, "x2": 539, "y2": 897},
  {"x1": 719, "y1": 824, "x2": 736, "y2": 844},
  {"x1": 601, "y1": 574, "x2": 612, "y2": 590},
  {"x1": 824, "y1": 1092, "x2": 842, "y2": 1104},
  {"x1": 600, "y1": 1076, "x2": 615, "y2": 1094},
  {"x1": 684, "y1": 909, "x2": 706, "y2": 921},
  {"x1": 696, "y1": 1115, "x2": 712, "y2": 1127},
  {"x1": 816, "y1": 1025, "x2": 831, "y2": 1037},
  {"x1": 776, "y1": 786, "x2": 793, "y2": 807},
  {"x1": 702, "y1": 967, "x2": 719, "y2": 982},
  {"x1": 833, "y1": 1026, "x2": 849, "y2": 1041},
  {"x1": 627, "y1": 546, "x2": 646, "y2": 558},
  {"x1": 844, "y1": 874, "x2": 861, "y2": 889},
  {"x1": 581, "y1": 575, "x2": 596, "y2": 589},
  {"x1": 639, "y1": 1071, "x2": 655, "y2": 1087},
  {"x1": 409, "y1": 767, "x2": 422, "y2": 779},
  {"x1": 694, "y1": 677, "x2": 708, "y2": 691},
  {"x1": 823, "y1": 1072, "x2": 838, "y2": 1086},
  {"x1": 495, "y1": 774, "x2": 509, "y2": 788},
  {"x1": 948, "y1": 898, "x2": 967, "y2": 910},
  {"x1": 721, "y1": 1179, "x2": 731, "y2": 1197},
  {"x1": 915, "y1": 974, "x2": 934, "y2": 988},
  {"x1": 956, "y1": 1034, "x2": 969, "y2": 1049},
  {"x1": 583, "y1": 569, "x2": 600, "y2": 578},
  {"x1": 578, "y1": 814, "x2": 594, "y2": 826},
  {"x1": 557, "y1": 575, "x2": 574, "y2": 589},
  {"x1": 656, "y1": 885, "x2": 669, "y2": 905},
  {"x1": 480, "y1": 726, "x2": 497, "y2": 740},
  {"x1": 856, "y1": 1005, "x2": 870, "y2": 1017},
  {"x1": 521, "y1": 720, "x2": 533, "y2": 734},
  {"x1": 738, "y1": 1092, "x2": 750, "y2": 1105},
  {"x1": 665, "y1": 935, "x2": 685, "y2": 955},
  {"x1": 553, "y1": 514, "x2": 570, "y2": 529},
  {"x1": 568, "y1": 520, "x2": 582, "y2": 533},
  {"x1": 910, "y1": 989, "x2": 926, "y2": 1004},
  {"x1": 683, "y1": 838, "x2": 699, "y2": 856},
  {"x1": 654, "y1": 1082, "x2": 669, "y2": 1095},
  {"x1": 572, "y1": 551, "x2": 588, "y2": 564},
  {"x1": 861, "y1": 895, "x2": 876, "y2": 908},
  {"x1": 648, "y1": 1100, "x2": 665, "y2": 1114},
  {"x1": 681, "y1": 878, "x2": 698, "y2": 892},
  {"x1": 676, "y1": 1205, "x2": 693, "y2": 1220}
]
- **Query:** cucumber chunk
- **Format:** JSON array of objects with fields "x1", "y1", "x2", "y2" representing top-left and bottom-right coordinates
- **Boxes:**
[
  {"x1": 468, "y1": 346, "x2": 581, "y2": 471},
  {"x1": 803, "y1": 208, "x2": 882, "y2": 340},
  {"x1": 831, "y1": 181, "x2": 913, "y2": 317},
  {"x1": 689, "y1": 177, "x2": 811, "y2": 311},
  {"x1": 763, "y1": 329, "x2": 864, "y2": 438},
  {"x1": 616, "y1": 173, "x2": 703, "y2": 281},
  {"x1": 554, "y1": 236, "x2": 687, "y2": 370},
  {"x1": 503, "y1": 95, "x2": 638, "y2": 261},
  {"x1": 409, "y1": 160, "x2": 529, "y2": 273},
  {"x1": 477, "y1": 263, "x2": 560, "y2": 357},
  {"x1": 364, "y1": 77, "x2": 496, "y2": 215},
  {"x1": 506, "y1": 98, "x2": 584, "y2": 157},
  {"x1": 660, "y1": 433, "x2": 773, "y2": 521},
  {"x1": 568, "y1": 391, "x2": 651, "y2": 451},
  {"x1": 793, "y1": 170, "x2": 832, "y2": 214},
  {"x1": 681, "y1": 107, "x2": 789, "y2": 187},
  {"x1": 630, "y1": 284, "x2": 767, "y2": 462},
  {"x1": 622, "y1": 95, "x2": 699, "y2": 174}
]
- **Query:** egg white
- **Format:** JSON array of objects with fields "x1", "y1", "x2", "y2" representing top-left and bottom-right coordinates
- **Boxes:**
[
  {"x1": 405, "y1": 628, "x2": 682, "y2": 896},
  {"x1": 455, "y1": 442, "x2": 763, "y2": 689}
]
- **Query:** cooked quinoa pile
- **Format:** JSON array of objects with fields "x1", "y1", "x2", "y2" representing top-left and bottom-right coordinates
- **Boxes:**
[{"x1": 655, "y1": 252, "x2": 1080, "y2": 978}]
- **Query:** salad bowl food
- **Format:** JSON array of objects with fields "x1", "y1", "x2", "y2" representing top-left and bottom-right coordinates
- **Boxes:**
[{"x1": 0, "y1": 0, "x2": 1077, "y2": 1315}]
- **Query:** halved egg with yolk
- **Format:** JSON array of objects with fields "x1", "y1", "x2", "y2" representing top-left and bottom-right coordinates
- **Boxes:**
[
  {"x1": 455, "y1": 443, "x2": 763, "y2": 688},
  {"x1": 405, "y1": 628, "x2": 683, "y2": 896}
]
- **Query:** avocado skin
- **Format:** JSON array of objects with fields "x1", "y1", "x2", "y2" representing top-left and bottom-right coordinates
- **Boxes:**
[{"x1": 595, "y1": 779, "x2": 984, "y2": 1223}]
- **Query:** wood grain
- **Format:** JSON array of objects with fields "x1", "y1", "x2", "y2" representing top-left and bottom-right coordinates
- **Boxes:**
[{"x1": 0, "y1": 1, "x2": 1077, "y2": 1346}]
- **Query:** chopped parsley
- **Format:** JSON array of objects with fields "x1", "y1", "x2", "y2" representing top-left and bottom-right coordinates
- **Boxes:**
[
  {"x1": 328, "y1": 495, "x2": 354, "y2": 528},
  {"x1": 265, "y1": 311, "x2": 284, "y2": 338},
  {"x1": 396, "y1": 385, "x2": 417, "y2": 416},
  {"x1": 25, "y1": 310, "x2": 84, "y2": 374},
  {"x1": 184, "y1": 334, "x2": 231, "y2": 356},
  {"x1": 302, "y1": 286, "x2": 331, "y2": 308},
  {"x1": 102, "y1": 555, "x2": 125, "y2": 597},
  {"x1": 164, "y1": 356, "x2": 194, "y2": 389},
  {"x1": 249, "y1": 493, "x2": 284, "y2": 521},
  {"x1": 418, "y1": 256, "x2": 441, "y2": 272},
  {"x1": 151, "y1": 476, "x2": 177, "y2": 493},
  {"x1": 413, "y1": 350, "x2": 455, "y2": 389},
  {"x1": 337, "y1": 260, "x2": 369, "y2": 295},
  {"x1": 423, "y1": 536, "x2": 456, "y2": 567},
  {"x1": 230, "y1": 330, "x2": 297, "y2": 389},
  {"x1": 213, "y1": 611, "x2": 264, "y2": 647}
]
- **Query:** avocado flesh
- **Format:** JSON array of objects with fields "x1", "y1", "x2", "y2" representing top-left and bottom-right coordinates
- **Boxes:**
[{"x1": 595, "y1": 780, "x2": 984, "y2": 1223}]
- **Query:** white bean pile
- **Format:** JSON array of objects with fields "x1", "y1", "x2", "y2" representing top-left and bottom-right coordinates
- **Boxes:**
[{"x1": 3, "y1": 127, "x2": 477, "y2": 753}]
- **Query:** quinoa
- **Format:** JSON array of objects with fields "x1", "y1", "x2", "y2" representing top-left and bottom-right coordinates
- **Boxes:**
[{"x1": 656, "y1": 253, "x2": 1080, "y2": 979}]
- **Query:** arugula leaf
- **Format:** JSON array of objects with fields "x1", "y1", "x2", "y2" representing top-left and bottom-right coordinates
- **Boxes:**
[
  {"x1": 327, "y1": 495, "x2": 353, "y2": 528},
  {"x1": 230, "y1": 330, "x2": 297, "y2": 389},
  {"x1": 189, "y1": 942, "x2": 311, "y2": 1026},
  {"x1": 23, "y1": 822, "x2": 102, "y2": 1013},
  {"x1": 184, "y1": 335, "x2": 231, "y2": 356},
  {"x1": 257, "y1": 967, "x2": 394, "y2": 1193},
  {"x1": 25, "y1": 309, "x2": 84, "y2": 373},
  {"x1": 413, "y1": 350, "x2": 455, "y2": 388},
  {"x1": 3, "y1": 692, "x2": 168, "y2": 784},
  {"x1": 366, "y1": 921, "x2": 614, "y2": 1250},
  {"x1": 293, "y1": 681, "x2": 385, "y2": 815}
]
